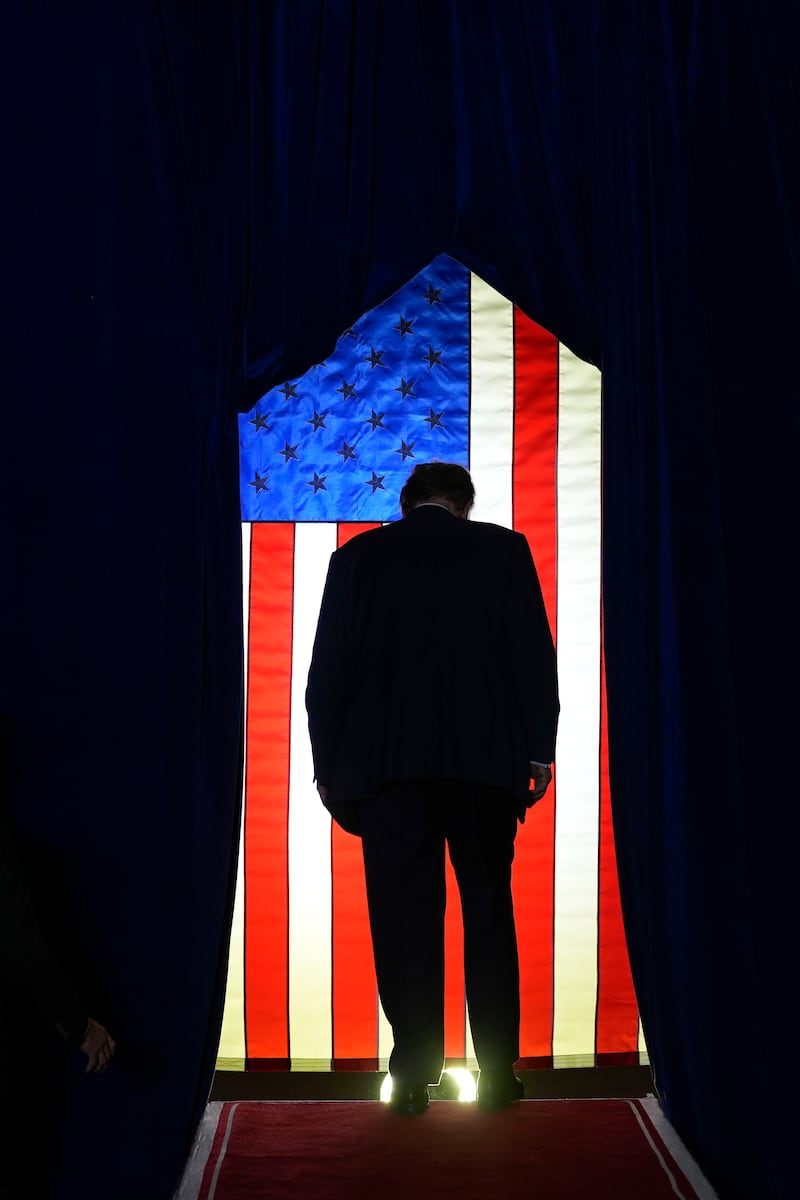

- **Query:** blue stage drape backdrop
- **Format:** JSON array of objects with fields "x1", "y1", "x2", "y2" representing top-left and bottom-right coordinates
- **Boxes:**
[{"x1": 2, "y1": 3, "x2": 798, "y2": 1198}]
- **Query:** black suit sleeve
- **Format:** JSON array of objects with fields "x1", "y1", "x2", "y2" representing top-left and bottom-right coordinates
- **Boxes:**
[{"x1": 508, "y1": 532, "x2": 559, "y2": 763}]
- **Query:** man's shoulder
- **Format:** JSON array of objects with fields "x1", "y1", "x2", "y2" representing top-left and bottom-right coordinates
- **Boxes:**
[
  {"x1": 460, "y1": 521, "x2": 533, "y2": 568},
  {"x1": 466, "y1": 518, "x2": 517, "y2": 537},
  {"x1": 332, "y1": 516, "x2": 525, "y2": 555},
  {"x1": 463, "y1": 518, "x2": 525, "y2": 545}
]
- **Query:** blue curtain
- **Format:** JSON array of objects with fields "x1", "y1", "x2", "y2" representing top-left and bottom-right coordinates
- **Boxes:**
[{"x1": 2, "y1": 3, "x2": 798, "y2": 1197}]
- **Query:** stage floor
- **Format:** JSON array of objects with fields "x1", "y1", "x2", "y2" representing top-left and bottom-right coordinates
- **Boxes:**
[{"x1": 211, "y1": 1065, "x2": 654, "y2": 1101}]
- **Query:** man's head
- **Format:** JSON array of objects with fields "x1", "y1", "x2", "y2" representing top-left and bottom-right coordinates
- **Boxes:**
[{"x1": 399, "y1": 462, "x2": 475, "y2": 519}]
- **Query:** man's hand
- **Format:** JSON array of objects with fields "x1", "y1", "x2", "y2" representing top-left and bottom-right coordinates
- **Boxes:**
[
  {"x1": 529, "y1": 764, "x2": 553, "y2": 804},
  {"x1": 80, "y1": 1017, "x2": 116, "y2": 1074},
  {"x1": 317, "y1": 783, "x2": 329, "y2": 802}
]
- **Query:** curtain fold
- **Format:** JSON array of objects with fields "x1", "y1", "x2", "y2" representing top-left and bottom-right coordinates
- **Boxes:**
[{"x1": 5, "y1": 3, "x2": 247, "y2": 1197}]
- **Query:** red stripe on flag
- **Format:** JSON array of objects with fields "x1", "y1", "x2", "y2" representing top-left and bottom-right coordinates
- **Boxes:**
[
  {"x1": 244, "y1": 524, "x2": 293, "y2": 1063},
  {"x1": 512, "y1": 310, "x2": 559, "y2": 1061},
  {"x1": 596, "y1": 624, "x2": 640, "y2": 1057},
  {"x1": 331, "y1": 524, "x2": 381, "y2": 1068}
]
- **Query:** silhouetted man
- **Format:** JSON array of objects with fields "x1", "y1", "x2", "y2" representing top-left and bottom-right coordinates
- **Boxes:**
[{"x1": 306, "y1": 462, "x2": 558, "y2": 1114}]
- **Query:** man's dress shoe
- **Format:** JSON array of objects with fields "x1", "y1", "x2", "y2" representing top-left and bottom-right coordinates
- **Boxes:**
[
  {"x1": 476, "y1": 1070, "x2": 525, "y2": 1110},
  {"x1": 388, "y1": 1081, "x2": 430, "y2": 1115}
]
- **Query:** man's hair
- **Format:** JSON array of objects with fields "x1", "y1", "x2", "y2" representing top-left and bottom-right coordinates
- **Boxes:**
[{"x1": 399, "y1": 462, "x2": 476, "y2": 515}]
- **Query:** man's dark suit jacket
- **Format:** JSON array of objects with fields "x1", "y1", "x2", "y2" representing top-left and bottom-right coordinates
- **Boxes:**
[{"x1": 306, "y1": 505, "x2": 559, "y2": 831}]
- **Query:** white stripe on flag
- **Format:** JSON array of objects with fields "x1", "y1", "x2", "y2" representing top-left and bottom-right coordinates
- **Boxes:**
[
  {"x1": 552, "y1": 345, "x2": 603, "y2": 1064},
  {"x1": 468, "y1": 275, "x2": 514, "y2": 530},
  {"x1": 218, "y1": 524, "x2": 251, "y2": 1065},
  {"x1": 289, "y1": 523, "x2": 337, "y2": 1067},
  {"x1": 378, "y1": 1000, "x2": 393, "y2": 1072},
  {"x1": 638, "y1": 1017, "x2": 650, "y2": 1063},
  {"x1": 467, "y1": 276, "x2": 515, "y2": 1064}
]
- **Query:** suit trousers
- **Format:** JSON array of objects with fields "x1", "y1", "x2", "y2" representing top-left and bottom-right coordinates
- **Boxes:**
[{"x1": 360, "y1": 779, "x2": 520, "y2": 1084}]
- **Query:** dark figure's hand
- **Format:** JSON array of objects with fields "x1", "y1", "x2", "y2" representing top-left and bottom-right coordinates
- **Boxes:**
[
  {"x1": 81, "y1": 1018, "x2": 116, "y2": 1074},
  {"x1": 529, "y1": 764, "x2": 552, "y2": 803}
]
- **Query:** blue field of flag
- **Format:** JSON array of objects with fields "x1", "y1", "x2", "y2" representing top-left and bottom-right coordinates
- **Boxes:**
[{"x1": 239, "y1": 255, "x2": 470, "y2": 522}]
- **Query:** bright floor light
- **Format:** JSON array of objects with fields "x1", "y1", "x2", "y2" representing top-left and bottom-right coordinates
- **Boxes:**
[
  {"x1": 443, "y1": 1067, "x2": 477, "y2": 1102},
  {"x1": 381, "y1": 1069, "x2": 478, "y2": 1103}
]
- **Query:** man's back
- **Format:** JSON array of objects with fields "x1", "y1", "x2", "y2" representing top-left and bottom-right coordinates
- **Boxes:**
[{"x1": 306, "y1": 504, "x2": 557, "y2": 810}]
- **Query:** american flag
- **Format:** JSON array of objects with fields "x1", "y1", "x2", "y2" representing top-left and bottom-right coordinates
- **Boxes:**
[{"x1": 219, "y1": 255, "x2": 645, "y2": 1071}]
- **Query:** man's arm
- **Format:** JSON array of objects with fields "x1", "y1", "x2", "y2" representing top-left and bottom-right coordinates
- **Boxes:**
[{"x1": 508, "y1": 531, "x2": 560, "y2": 768}]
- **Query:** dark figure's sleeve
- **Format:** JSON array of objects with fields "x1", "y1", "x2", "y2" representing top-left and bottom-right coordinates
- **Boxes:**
[
  {"x1": 305, "y1": 548, "x2": 354, "y2": 786},
  {"x1": 0, "y1": 832, "x2": 89, "y2": 1044},
  {"x1": 508, "y1": 532, "x2": 560, "y2": 763}
]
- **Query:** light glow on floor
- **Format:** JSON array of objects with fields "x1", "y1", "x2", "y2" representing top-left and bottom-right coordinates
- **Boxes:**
[
  {"x1": 445, "y1": 1068, "x2": 478, "y2": 1102},
  {"x1": 380, "y1": 1069, "x2": 478, "y2": 1103}
]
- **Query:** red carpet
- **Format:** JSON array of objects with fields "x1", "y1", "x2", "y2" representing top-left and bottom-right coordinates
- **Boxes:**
[{"x1": 178, "y1": 1098, "x2": 717, "y2": 1199}]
